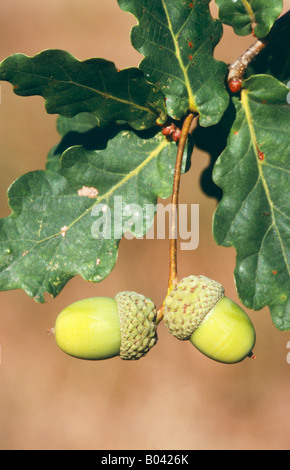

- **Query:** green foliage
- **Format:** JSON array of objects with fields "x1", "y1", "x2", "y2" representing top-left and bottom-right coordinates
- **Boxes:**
[
  {"x1": 0, "y1": 0, "x2": 289, "y2": 330},
  {"x1": 118, "y1": 0, "x2": 229, "y2": 126},
  {"x1": 245, "y1": 11, "x2": 290, "y2": 84},
  {"x1": 0, "y1": 50, "x2": 167, "y2": 130},
  {"x1": 0, "y1": 128, "x2": 180, "y2": 302},
  {"x1": 213, "y1": 75, "x2": 290, "y2": 330},
  {"x1": 215, "y1": 0, "x2": 283, "y2": 37}
]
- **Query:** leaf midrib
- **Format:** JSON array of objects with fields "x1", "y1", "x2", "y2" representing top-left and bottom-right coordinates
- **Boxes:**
[
  {"x1": 241, "y1": 0, "x2": 256, "y2": 23},
  {"x1": 4, "y1": 65, "x2": 157, "y2": 117},
  {"x1": 161, "y1": 0, "x2": 197, "y2": 112}
]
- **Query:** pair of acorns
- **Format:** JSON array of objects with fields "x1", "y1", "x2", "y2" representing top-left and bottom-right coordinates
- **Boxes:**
[{"x1": 52, "y1": 275, "x2": 256, "y2": 364}]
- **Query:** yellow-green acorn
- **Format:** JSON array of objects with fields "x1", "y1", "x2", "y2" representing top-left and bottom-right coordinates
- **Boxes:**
[
  {"x1": 54, "y1": 292, "x2": 157, "y2": 361},
  {"x1": 163, "y1": 275, "x2": 256, "y2": 364}
]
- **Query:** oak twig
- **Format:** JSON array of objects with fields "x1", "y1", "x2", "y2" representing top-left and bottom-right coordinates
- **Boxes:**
[
  {"x1": 227, "y1": 10, "x2": 290, "y2": 86},
  {"x1": 227, "y1": 37, "x2": 268, "y2": 83}
]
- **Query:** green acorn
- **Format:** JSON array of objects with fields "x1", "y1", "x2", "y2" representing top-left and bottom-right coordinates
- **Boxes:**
[
  {"x1": 53, "y1": 292, "x2": 157, "y2": 361},
  {"x1": 163, "y1": 275, "x2": 256, "y2": 364}
]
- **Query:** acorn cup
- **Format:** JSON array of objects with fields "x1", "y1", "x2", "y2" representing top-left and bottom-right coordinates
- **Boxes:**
[
  {"x1": 163, "y1": 275, "x2": 256, "y2": 364},
  {"x1": 53, "y1": 292, "x2": 158, "y2": 360}
]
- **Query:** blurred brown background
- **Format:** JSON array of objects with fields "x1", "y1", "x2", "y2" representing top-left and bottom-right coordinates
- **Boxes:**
[{"x1": 0, "y1": 0, "x2": 289, "y2": 450}]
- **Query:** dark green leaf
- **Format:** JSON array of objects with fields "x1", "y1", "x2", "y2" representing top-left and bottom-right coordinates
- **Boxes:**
[
  {"x1": 57, "y1": 113, "x2": 99, "y2": 136},
  {"x1": 215, "y1": 0, "x2": 283, "y2": 37},
  {"x1": 0, "y1": 129, "x2": 186, "y2": 302},
  {"x1": 246, "y1": 11, "x2": 290, "y2": 84},
  {"x1": 46, "y1": 117, "x2": 121, "y2": 172},
  {"x1": 46, "y1": 144, "x2": 62, "y2": 172},
  {"x1": 0, "y1": 49, "x2": 167, "y2": 130},
  {"x1": 213, "y1": 75, "x2": 290, "y2": 330},
  {"x1": 118, "y1": 0, "x2": 229, "y2": 127}
]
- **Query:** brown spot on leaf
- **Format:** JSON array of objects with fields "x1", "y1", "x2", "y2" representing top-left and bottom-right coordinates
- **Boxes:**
[{"x1": 258, "y1": 150, "x2": 265, "y2": 161}]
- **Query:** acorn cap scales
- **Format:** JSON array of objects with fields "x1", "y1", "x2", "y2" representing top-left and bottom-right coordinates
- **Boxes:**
[
  {"x1": 115, "y1": 291, "x2": 158, "y2": 360},
  {"x1": 163, "y1": 275, "x2": 225, "y2": 340}
]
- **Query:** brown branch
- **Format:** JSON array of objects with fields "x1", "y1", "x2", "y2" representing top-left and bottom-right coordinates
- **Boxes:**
[
  {"x1": 227, "y1": 37, "x2": 268, "y2": 84},
  {"x1": 156, "y1": 113, "x2": 195, "y2": 324}
]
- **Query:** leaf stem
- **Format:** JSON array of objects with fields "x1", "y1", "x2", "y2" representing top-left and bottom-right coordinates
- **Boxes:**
[{"x1": 156, "y1": 113, "x2": 195, "y2": 324}]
